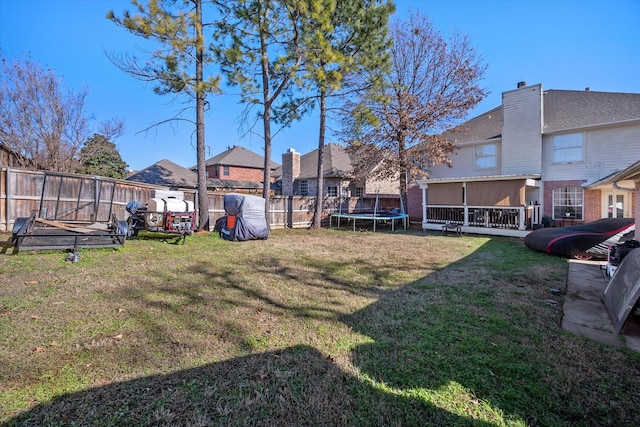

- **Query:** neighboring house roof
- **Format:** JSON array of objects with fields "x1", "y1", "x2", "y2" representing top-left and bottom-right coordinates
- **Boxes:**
[
  {"x1": 196, "y1": 145, "x2": 280, "y2": 170},
  {"x1": 273, "y1": 143, "x2": 354, "y2": 180},
  {"x1": 127, "y1": 159, "x2": 263, "y2": 190},
  {"x1": 300, "y1": 143, "x2": 353, "y2": 179},
  {"x1": 543, "y1": 90, "x2": 640, "y2": 132},
  {"x1": 127, "y1": 159, "x2": 199, "y2": 188},
  {"x1": 449, "y1": 88, "x2": 640, "y2": 144},
  {"x1": 445, "y1": 106, "x2": 503, "y2": 142}
]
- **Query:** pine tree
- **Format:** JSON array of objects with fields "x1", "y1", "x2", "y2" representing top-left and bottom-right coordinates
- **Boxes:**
[
  {"x1": 108, "y1": 0, "x2": 220, "y2": 230},
  {"x1": 78, "y1": 134, "x2": 128, "y2": 179}
]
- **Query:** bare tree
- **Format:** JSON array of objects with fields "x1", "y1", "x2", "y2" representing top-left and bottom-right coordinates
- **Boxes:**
[
  {"x1": 0, "y1": 54, "x2": 91, "y2": 172},
  {"x1": 342, "y1": 11, "x2": 488, "y2": 212}
]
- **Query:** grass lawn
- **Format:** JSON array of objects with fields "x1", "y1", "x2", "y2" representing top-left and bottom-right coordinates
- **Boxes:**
[{"x1": 1, "y1": 228, "x2": 639, "y2": 426}]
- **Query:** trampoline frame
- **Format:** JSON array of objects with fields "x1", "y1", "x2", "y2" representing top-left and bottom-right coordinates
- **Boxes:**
[{"x1": 330, "y1": 212, "x2": 409, "y2": 232}]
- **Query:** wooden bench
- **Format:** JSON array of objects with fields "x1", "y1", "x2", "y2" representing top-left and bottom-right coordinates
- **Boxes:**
[{"x1": 442, "y1": 223, "x2": 462, "y2": 236}]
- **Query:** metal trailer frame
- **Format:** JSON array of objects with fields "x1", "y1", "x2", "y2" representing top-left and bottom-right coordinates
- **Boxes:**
[{"x1": 11, "y1": 172, "x2": 128, "y2": 259}]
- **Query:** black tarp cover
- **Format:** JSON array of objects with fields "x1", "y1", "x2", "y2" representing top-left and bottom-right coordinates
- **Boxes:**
[
  {"x1": 523, "y1": 218, "x2": 635, "y2": 258},
  {"x1": 218, "y1": 193, "x2": 269, "y2": 241}
]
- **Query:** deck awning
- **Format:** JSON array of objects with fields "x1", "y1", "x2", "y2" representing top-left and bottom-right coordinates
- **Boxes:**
[{"x1": 417, "y1": 174, "x2": 540, "y2": 207}]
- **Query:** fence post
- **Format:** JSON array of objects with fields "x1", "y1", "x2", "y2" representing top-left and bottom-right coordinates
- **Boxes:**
[
  {"x1": 2, "y1": 168, "x2": 9, "y2": 231},
  {"x1": 287, "y1": 196, "x2": 293, "y2": 228}
]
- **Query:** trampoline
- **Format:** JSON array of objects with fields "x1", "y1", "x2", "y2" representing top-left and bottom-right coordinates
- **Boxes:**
[{"x1": 330, "y1": 212, "x2": 409, "y2": 232}]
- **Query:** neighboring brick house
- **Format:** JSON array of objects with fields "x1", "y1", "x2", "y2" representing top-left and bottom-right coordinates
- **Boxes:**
[
  {"x1": 199, "y1": 145, "x2": 280, "y2": 184},
  {"x1": 274, "y1": 143, "x2": 401, "y2": 209},
  {"x1": 127, "y1": 159, "x2": 262, "y2": 192},
  {"x1": 416, "y1": 82, "x2": 640, "y2": 236}
]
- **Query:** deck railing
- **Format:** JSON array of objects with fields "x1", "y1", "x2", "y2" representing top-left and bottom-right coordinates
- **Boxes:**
[{"x1": 425, "y1": 205, "x2": 542, "y2": 231}]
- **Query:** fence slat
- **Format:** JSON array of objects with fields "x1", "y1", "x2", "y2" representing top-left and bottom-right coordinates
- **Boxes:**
[{"x1": 2, "y1": 169, "x2": 386, "y2": 232}]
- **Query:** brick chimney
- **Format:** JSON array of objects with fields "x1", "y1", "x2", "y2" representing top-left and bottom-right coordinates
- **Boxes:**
[{"x1": 281, "y1": 148, "x2": 300, "y2": 196}]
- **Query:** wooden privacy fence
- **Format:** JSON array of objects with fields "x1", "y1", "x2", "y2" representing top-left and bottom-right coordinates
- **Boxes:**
[{"x1": 1, "y1": 168, "x2": 397, "y2": 232}]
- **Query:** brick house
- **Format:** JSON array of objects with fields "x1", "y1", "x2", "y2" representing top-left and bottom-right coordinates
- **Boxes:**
[
  {"x1": 200, "y1": 145, "x2": 280, "y2": 184},
  {"x1": 127, "y1": 159, "x2": 262, "y2": 192}
]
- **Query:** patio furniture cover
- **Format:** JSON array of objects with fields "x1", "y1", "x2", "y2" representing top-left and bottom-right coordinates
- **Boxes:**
[{"x1": 218, "y1": 193, "x2": 269, "y2": 241}]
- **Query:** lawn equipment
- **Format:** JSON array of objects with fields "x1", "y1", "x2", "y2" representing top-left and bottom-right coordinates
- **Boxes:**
[{"x1": 126, "y1": 190, "x2": 195, "y2": 243}]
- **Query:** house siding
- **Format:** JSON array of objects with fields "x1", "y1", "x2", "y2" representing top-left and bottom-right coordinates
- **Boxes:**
[
  {"x1": 543, "y1": 124, "x2": 640, "y2": 182},
  {"x1": 429, "y1": 141, "x2": 502, "y2": 178},
  {"x1": 501, "y1": 84, "x2": 543, "y2": 175}
]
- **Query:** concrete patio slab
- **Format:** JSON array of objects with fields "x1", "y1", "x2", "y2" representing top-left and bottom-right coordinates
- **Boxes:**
[{"x1": 563, "y1": 259, "x2": 640, "y2": 353}]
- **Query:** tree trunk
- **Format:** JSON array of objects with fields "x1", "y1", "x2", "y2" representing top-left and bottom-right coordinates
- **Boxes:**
[
  {"x1": 260, "y1": 20, "x2": 271, "y2": 228},
  {"x1": 398, "y1": 135, "x2": 408, "y2": 214},
  {"x1": 195, "y1": 0, "x2": 209, "y2": 231},
  {"x1": 312, "y1": 89, "x2": 327, "y2": 229}
]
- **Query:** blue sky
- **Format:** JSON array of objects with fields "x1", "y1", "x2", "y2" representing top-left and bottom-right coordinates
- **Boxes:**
[{"x1": 1, "y1": 0, "x2": 639, "y2": 171}]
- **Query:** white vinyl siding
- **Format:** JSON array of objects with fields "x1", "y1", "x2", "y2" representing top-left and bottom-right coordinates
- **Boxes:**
[
  {"x1": 501, "y1": 84, "x2": 543, "y2": 174},
  {"x1": 543, "y1": 125, "x2": 640, "y2": 182}
]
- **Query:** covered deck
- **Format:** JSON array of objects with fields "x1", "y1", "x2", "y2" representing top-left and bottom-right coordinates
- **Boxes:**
[
  {"x1": 417, "y1": 174, "x2": 542, "y2": 238},
  {"x1": 421, "y1": 204, "x2": 541, "y2": 237}
]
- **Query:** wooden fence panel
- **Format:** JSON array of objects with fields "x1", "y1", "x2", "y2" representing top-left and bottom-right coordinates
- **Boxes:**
[{"x1": 0, "y1": 168, "x2": 389, "y2": 232}]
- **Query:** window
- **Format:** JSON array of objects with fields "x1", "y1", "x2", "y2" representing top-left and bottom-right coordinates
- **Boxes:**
[
  {"x1": 223, "y1": 165, "x2": 230, "y2": 176},
  {"x1": 608, "y1": 194, "x2": 624, "y2": 218},
  {"x1": 354, "y1": 187, "x2": 364, "y2": 197},
  {"x1": 553, "y1": 133, "x2": 583, "y2": 163},
  {"x1": 475, "y1": 143, "x2": 497, "y2": 169},
  {"x1": 299, "y1": 180, "x2": 308, "y2": 196},
  {"x1": 327, "y1": 186, "x2": 338, "y2": 197},
  {"x1": 552, "y1": 186, "x2": 583, "y2": 220}
]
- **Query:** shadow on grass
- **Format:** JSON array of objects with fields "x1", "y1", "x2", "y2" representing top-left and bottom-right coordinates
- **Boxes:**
[
  {"x1": 5, "y1": 235, "x2": 588, "y2": 425},
  {"x1": 6, "y1": 344, "x2": 490, "y2": 426}
]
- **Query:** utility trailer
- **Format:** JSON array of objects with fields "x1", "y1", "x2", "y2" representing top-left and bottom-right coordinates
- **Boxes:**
[{"x1": 11, "y1": 172, "x2": 128, "y2": 261}]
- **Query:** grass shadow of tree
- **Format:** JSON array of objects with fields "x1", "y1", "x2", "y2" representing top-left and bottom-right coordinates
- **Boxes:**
[{"x1": 6, "y1": 344, "x2": 490, "y2": 426}]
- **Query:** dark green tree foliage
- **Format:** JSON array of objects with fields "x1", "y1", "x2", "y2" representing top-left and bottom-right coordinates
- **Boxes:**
[
  {"x1": 108, "y1": 0, "x2": 220, "y2": 230},
  {"x1": 215, "y1": 0, "x2": 314, "y2": 223},
  {"x1": 298, "y1": 0, "x2": 395, "y2": 228},
  {"x1": 343, "y1": 10, "x2": 488, "y2": 212},
  {"x1": 78, "y1": 134, "x2": 128, "y2": 179}
]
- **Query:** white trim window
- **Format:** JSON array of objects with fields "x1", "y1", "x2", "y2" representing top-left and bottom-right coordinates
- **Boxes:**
[
  {"x1": 327, "y1": 186, "x2": 338, "y2": 197},
  {"x1": 475, "y1": 143, "x2": 497, "y2": 169},
  {"x1": 552, "y1": 186, "x2": 583, "y2": 220},
  {"x1": 354, "y1": 187, "x2": 364, "y2": 197},
  {"x1": 553, "y1": 133, "x2": 584, "y2": 163}
]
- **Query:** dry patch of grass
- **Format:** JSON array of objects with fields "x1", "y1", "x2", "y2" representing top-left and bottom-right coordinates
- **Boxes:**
[{"x1": 1, "y1": 228, "x2": 639, "y2": 426}]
